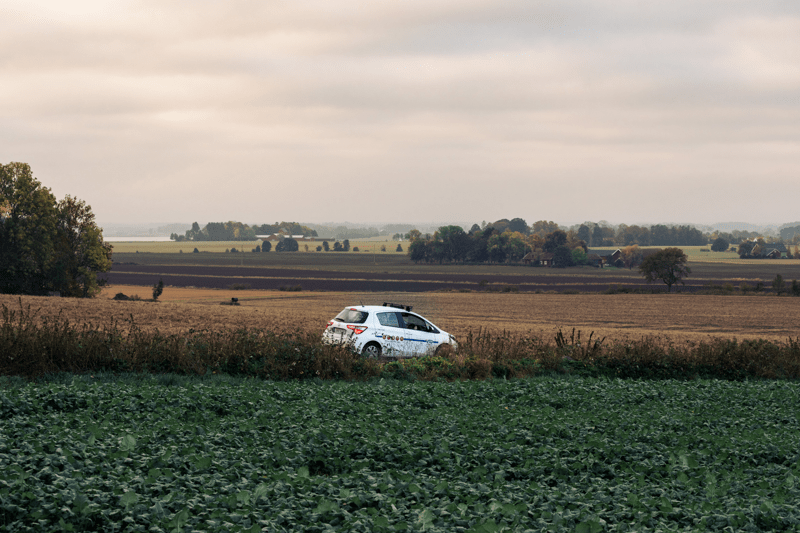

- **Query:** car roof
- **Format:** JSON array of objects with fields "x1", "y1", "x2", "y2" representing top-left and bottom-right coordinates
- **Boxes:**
[{"x1": 343, "y1": 305, "x2": 421, "y2": 315}]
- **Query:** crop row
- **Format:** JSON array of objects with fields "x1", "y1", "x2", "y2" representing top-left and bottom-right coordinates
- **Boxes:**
[{"x1": 1, "y1": 375, "x2": 799, "y2": 532}]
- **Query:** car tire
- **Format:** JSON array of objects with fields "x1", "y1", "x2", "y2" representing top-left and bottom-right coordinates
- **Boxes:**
[
  {"x1": 362, "y1": 342, "x2": 382, "y2": 358},
  {"x1": 434, "y1": 343, "x2": 454, "y2": 357}
]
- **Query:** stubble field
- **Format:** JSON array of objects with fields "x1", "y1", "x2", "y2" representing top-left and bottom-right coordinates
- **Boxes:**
[{"x1": 4, "y1": 285, "x2": 798, "y2": 345}]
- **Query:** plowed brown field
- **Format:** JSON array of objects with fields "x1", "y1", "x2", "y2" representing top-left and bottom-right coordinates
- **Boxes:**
[{"x1": 3, "y1": 285, "x2": 798, "y2": 344}]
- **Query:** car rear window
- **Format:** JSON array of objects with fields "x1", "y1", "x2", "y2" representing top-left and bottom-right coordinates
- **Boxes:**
[
  {"x1": 376, "y1": 312, "x2": 400, "y2": 327},
  {"x1": 333, "y1": 308, "x2": 369, "y2": 324}
]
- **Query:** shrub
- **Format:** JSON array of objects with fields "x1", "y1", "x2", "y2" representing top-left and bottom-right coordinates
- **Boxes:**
[
  {"x1": 279, "y1": 285, "x2": 302, "y2": 292},
  {"x1": 228, "y1": 283, "x2": 251, "y2": 290},
  {"x1": 152, "y1": 279, "x2": 164, "y2": 301},
  {"x1": 193, "y1": 248, "x2": 199, "y2": 253},
  {"x1": 773, "y1": 274, "x2": 786, "y2": 295},
  {"x1": 276, "y1": 239, "x2": 299, "y2": 252}
]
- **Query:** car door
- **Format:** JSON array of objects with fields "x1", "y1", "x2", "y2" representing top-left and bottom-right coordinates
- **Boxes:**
[
  {"x1": 375, "y1": 311, "x2": 406, "y2": 356},
  {"x1": 399, "y1": 312, "x2": 440, "y2": 356}
]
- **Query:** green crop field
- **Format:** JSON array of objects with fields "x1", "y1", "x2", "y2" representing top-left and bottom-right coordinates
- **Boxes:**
[{"x1": 2, "y1": 374, "x2": 799, "y2": 532}]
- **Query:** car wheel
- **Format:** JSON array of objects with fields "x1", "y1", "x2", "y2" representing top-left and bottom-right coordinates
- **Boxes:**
[
  {"x1": 435, "y1": 344, "x2": 454, "y2": 357},
  {"x1": 362, "y1": 342, "x2": 382, "y2": 358}
]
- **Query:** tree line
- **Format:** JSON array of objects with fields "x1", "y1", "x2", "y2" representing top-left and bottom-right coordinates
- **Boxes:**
[
  {"x1": 404, "y1": 218, "x2": 800, "y2": 267},
  {"x1": 171, "y1": 221, "x2": 317, "y2": 242},
  {"x1": 407, "y1": 225, "x2": 589, "y2": 267},
  {"x1": 0, "y1": 162, "x2": 111, "y2": 297}
]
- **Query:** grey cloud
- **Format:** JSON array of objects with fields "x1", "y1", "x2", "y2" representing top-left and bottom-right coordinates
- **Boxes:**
[{"x1": 2, "y1": 1, "x2": 799, "y2": 224}]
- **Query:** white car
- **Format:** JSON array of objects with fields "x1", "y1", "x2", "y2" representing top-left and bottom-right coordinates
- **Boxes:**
[{"x1": 322, "y1": 303, "x2": 458, "y2": 358}]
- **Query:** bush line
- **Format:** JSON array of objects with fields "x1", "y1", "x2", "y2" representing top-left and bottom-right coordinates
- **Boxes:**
[{"x1": 2, "y1": 302, "x2": 799, "y2": 381}]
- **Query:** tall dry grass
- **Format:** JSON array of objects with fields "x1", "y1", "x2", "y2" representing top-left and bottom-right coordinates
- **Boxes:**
[{"x1": 2, "y1": 299, "x2": 799, "y2": 382}]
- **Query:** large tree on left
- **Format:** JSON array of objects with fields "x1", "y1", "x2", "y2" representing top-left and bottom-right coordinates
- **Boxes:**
[{"x1": 0, "y1": 162, "x2": 111, "y2": 296}]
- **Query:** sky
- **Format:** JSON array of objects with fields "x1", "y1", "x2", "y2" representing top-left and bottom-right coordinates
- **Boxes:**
[{"x1": 1, "y1": 1, "x2": 799, "y2": 228}]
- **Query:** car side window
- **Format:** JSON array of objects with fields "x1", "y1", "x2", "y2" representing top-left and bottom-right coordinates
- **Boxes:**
[
  {"x1": 400, "y1": 313, "x2": 429, "y2": 332},
  {"x1": 377, "y1": 312, "x2": 400, "y2": 328}
]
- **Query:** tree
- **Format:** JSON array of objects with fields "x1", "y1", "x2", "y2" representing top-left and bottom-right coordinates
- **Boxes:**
[
  {"x1": 322, "y1": 241, "x2": 330, "y2": 252},
  {"x1": 552, "y1": 245, "x2": 575, "y2": 268},
  {"x1": 406, "y1": 229, "x2": 422, "y2": 242},
  {"x1": 51, "y1": 195, "x2": 113, "y2": 297},
  {"x1": 396, "y1": 243, "x2": 403, "y2": 252},
  {"x1": 738, "y1": 240, "x2": 755, "y2": 258},
  {"x1": 487, "y1": 233, "x2": 508, "y2": 263},
  {"x1": 577, "y1": 224, "x2": 592, "y2": 244},
  {"x1": 638, "y1": 248, "x2": 691, "y2": 292},
  {"x1": 503, "y1": 232, "x2": 528, "y2": 262},
  {"x1": 342, "y1": 239, "x2": 350, "y2": 251},
  {"x1": 152, "y1": 279, "x2": 164, "y2": 301},
  {"x1": 591, "y1": 225, "x2": 615, "y2": 247},
  {"x1": 432, "y1": 225, "x2": 470, "y2": 263},
  {"x1": 711, "y1": 237, "x2": 729, "y2": 252},
  {"x1": 262, "y1": 241, "x2": 271, "y2": 252},
  {"x1": 531, "y1": 220, "x2": 560, "y2": 237},
  {"x1": 507, "y1": 218, "x2": 529, "y2": 234},
  {"x1": 408, "y1": 239, "x2": 428, "y2": 263},
  {"x1": 275, "y1": 238, "x2": 298, "y2": 252},
  {"x1": 0, "y1": 162, "x2": 111, "y2": 296},
  {"x1": 772, "y1": 274, "x2": 786, "y2": 295},
  {"x1": 620, "y1": 245, "x2": 643, "y2": 270},
  {"x1": 543, "y1": 230, "x2": 568, "y2": 253},
  {"x1": 571, "y1": 248, "x2": 588, "y2": 266},
  {"x1": 333, "y1": 241, "x2": 343, "y2": 251}
]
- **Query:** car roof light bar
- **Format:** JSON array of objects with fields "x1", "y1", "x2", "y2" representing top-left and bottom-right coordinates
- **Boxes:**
[{"x1": 383, "y1": 302, "x2": 412, "y2": 312}]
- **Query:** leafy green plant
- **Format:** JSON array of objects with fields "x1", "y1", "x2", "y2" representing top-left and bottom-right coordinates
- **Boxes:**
[{"x1": 2, "y1": 376, "x2": 800, "y2": 531}]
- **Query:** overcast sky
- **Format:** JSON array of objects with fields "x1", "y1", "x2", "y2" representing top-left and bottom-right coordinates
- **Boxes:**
[{"x1": 2, "y1": 1, "x2": 798, "y2": 228}]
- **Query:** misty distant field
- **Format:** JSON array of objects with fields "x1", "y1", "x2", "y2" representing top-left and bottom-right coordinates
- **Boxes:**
[{"x1": 109, "y1": 239, "x2": 406, "y2": 255}]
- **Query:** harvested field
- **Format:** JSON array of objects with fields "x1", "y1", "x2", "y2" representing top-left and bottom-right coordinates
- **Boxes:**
[
  {"x1": 108, "y1": 252, "x2": 800, "y2": 294},
  {"x1": 4, "y1": 287, "x2": 799, "y2": 344}
]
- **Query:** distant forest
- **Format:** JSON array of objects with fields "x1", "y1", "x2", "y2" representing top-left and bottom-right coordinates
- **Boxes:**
[
  {"x1": 406, "y1": 220, "x2": 800, "y2": 266},
  {"x1": 168, "y1": 218, "x2": 800, "y2": 246},
  {"x1": 171, "y1": 221, "x2": 318, "y2": 242}
]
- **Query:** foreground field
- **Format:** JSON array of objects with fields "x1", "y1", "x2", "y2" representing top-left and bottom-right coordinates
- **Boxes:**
[
  {"x1": 1, "y1": 375, "x2": 798, "y2": 532},
  {"x1": 5, "y1": 287, "x2": 799, "y2": 343}
]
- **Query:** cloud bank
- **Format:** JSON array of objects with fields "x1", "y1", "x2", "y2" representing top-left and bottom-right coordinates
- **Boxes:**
[{"x1": 1, "y1": 0, "x2": 798, "y2": 226}]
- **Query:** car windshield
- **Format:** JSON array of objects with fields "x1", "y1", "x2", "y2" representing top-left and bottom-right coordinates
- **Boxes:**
[{"x1": 333, "y1": 308, "x2": 369, "y2": 324}]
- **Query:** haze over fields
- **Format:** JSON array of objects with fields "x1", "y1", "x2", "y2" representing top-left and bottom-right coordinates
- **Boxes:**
[{"x1": 2, "y1": 1, "x2": 799, "y2": 227}]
